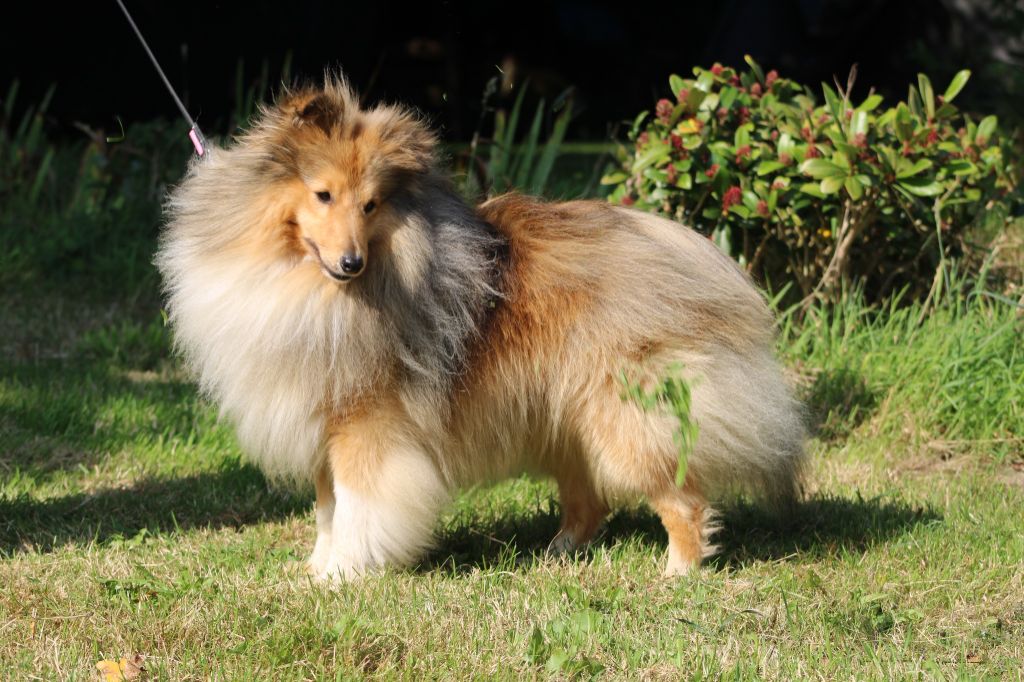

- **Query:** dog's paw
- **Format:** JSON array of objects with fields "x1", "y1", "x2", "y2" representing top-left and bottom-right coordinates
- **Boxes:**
[
  {"x1": 662, "y1": 553, "x2": 700, "y2": 577},
  {"x1": 316, "y1": 552, "x2": 384, "y2": 582},
  {"x1": 306, "y1": 541, "x2": 332, "y2": 577},
  {"x1": 662, "y1": 539, "x2": 718, "y2": 577},
  {"x1": 546, "y1": 528, "x2": 585, "y2": 556}
]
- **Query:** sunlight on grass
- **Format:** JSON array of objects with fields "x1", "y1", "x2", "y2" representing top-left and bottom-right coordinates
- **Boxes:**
[
  {"x1": 1, "y1": 86, "x2": 1021, "y2": 675},
  {"x1": 1, "y1": 282, "x2": 1022, "y2": 678}
]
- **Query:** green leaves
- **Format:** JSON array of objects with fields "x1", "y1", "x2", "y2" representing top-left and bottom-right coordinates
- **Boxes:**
[
  {"x1": 857, "y1": 94, "x2": 884, "y2": 112},
  {"x1": 599, "y1": 171, "x2": 628, "y2": 185},
  {"x1": 800, "y1": 159, "x2": 845, "y2": 179},
  {"x1": 669, "y1": 73, "x2": 686, "y2": 99},
  {"x1": 844, "y1": 176, "x2": 864, "y2": 200},
  {"x1": 918, "y1": 73, "x2": 935, "y2": 120},
  {"x1": 631, "y1": 141, "x2": 670, "y2": 174},
  {"x1": 604, "y1": 59, "x2": 1016, "y2": 302},
  {"x1": 897, "y1": 177, "x2": 944, "y2": 197},
  {"x1": 820, "y1": 176, "x2": 844, "y2": 195},
  {"x1": 896, "y1": 158, "x2": 933, "y2": 179},
  {"x1": 822, "y1": 83, "x2": 845, "y2": 128},
  {"x1": 744, "y1": 54, "x2": 765, "y2": 83},
  {"x1": 620, "y1": 363, "x2": 698, "y2": 488},
  {"x1": 976, "y1": 115, "x2": 997, "y2": 145},
  {"x1": 893, "y1": 103, "x2": 914, "y2": 141},
  {"x1": 756, "y1": 160, "x2": 786, "y2": 176},
  {"x1": 943, "y1": 69, "x2": 971, "y2": 103},
  {"x1": 849, "y1": 110, "x2": 869, "y2": 138}
]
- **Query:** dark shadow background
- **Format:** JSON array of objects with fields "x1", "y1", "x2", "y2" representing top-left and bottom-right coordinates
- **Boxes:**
[{"x1": 3, "y1": 0, "x2": 1022, "y2": 141}]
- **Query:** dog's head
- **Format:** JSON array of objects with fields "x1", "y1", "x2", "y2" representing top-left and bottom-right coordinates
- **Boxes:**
[{"x1": 259, "y1": 77, "x2": 438, "y2": 284}]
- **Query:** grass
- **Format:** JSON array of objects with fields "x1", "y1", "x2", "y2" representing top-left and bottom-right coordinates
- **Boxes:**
[
  {"x1": 2, "y1": 86, "x2": 1023, "y2": 679},
  {"x1": 2, "y1": 269, "x2": 1022, "y2": 681}
]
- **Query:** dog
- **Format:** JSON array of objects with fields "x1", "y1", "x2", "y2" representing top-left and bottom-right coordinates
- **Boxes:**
[{"x1": 156, "y1": 76, "x2": 805, "y2": 580}]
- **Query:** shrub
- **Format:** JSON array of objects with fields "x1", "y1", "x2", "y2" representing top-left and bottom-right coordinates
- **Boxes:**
[{"x1": 603, "y1": 58, "x2": 1019, "y2": 301}]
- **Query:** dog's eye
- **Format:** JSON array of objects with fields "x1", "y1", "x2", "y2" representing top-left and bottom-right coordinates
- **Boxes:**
[
  {"x1": 316, "y1": 191, "x2": 332, "y2": 204},
  {"x1": 363, "y1": 200, "x2": 377, "y2": 214}
]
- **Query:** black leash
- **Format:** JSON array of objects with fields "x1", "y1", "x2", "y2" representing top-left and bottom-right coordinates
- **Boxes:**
[{"x1": 114, "y1": 0, "x2": 207, "y2": 157}]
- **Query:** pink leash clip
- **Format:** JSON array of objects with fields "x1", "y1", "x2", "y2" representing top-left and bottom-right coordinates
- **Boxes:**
[{"x1": 188, "y1": 126, "x2": 206, "y2": 157}]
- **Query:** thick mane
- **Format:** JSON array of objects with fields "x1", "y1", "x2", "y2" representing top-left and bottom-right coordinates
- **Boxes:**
[{"x1": 156, "y1": 77, "x2": 502, "y2": 482}]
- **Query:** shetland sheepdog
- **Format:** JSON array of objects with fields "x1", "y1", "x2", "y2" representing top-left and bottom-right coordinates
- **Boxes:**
[{"x1": 156, "y1": 76, "x2": 805, "y2": 580}]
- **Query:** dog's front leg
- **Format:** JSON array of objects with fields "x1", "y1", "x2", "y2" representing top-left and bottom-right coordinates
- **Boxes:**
[
  {"x1": 306, "y1": 460, "x2": 335, "y2": 576},
  {"x1": 318, "y1": 406, "x2": 448, "y2": 581}
]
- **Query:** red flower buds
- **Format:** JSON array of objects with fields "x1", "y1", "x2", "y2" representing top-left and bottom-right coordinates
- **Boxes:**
[
  {"x1": 722, "y1": 186, "x2": 742, "y2": 211},
  {"x1": 656, "y1": 98, "x2": 674, "y2": 124}
]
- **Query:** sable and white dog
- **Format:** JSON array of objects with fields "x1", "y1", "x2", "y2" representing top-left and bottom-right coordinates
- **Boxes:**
[{"x1": 156, "y1": 77, "x2": 805, "y2": 580}]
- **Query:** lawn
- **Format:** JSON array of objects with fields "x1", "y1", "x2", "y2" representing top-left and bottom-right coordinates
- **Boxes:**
[
  {"x1": 1, "y1": 265, "x2": 1022, "y2": 680},
  {"x1": 0, "y1": 107, "x2": 1022, "y2": 678}
]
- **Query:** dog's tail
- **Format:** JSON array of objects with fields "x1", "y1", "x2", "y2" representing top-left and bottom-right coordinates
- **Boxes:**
[{"x1": 677, "y1": 344, "x2": 807, "y2": 510}]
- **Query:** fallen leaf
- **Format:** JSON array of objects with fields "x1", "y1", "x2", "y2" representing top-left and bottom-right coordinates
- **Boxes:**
[{"x1": 95, "y1": 654, "x2": 145, "y2": 681}]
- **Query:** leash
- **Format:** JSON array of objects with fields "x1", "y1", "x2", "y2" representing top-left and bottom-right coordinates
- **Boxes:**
[{"x1": 114, "y1": 0, "x2": 207, "y2": 157}]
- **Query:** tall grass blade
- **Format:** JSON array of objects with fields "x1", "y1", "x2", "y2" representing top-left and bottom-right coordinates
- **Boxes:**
[
  {"x1": 530, "y1": 98, "x2": 572, "y2": 195},
  {"x1": 28, "y1": 146, "x2": 54, "y2": 204},
  {"x1": 514, "y1": 99, "x2": 544, "y2": 191},
  {"x1": 488, "y1": 109, "x2": 508, "y2": 191},
  {"x1": 2, "y1": 80, "x2": 19, "y2": 122}
]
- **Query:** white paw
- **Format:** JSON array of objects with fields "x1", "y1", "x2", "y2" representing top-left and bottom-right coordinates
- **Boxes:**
[
  {"x1": 318, "y1": 552, "x2": 379, "y2": 582},
  {"x1": 663, "y1": 553, "x2": 698, "y2": 577},
  {"x1": 306, "y1": 536, "x2": 332, "y2": 577}
]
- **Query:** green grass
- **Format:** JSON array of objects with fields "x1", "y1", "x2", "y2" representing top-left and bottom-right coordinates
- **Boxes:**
[
  {"x1": 782, "y1": 275, "x2": 1024, "y2": 457},
  {"x1": 1, "y1": 274, "x2": 1022, "y2": 679},
  {"x1": 2, "y1": 86, "x2": 1023, "y2": 679}
]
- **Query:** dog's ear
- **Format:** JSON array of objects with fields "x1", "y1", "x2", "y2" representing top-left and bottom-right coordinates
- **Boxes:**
[
  {"x1": 288, "y1": 92, "x2": 343, "y2": 134},
  {"x1": 379, "y1": 113, "x2": 438, "y2": 173}
]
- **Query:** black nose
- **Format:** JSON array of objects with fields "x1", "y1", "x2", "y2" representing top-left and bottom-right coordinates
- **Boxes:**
[{"x1": 339, "y1": 253, "x2": 364, "y2": 275}]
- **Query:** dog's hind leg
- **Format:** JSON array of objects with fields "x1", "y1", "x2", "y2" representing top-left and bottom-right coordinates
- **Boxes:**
[
  {"x1": 306, "y1": 459, "x2": 335, "y2": 576},
  {"x1": 549, "y1": 460, "x2": 609, "y2": 555},
  {"x1": 570, "y1": 374, "x2": 718, "y2": 576},
  {"x1": 649, "y1": 481, "x2": 717, "y2": 576}
]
